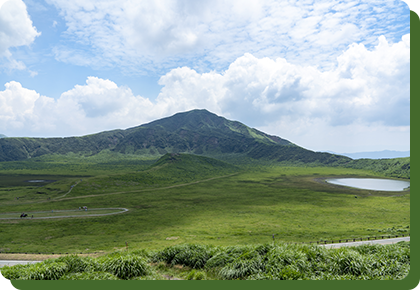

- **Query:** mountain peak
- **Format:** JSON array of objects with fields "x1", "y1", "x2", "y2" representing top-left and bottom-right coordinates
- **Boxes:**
[
  {"x1": 129, "y1": 109, "x2": 293, "y2": 147},
  {"x1": 3, "y1": 109, "x2": 347, "y2": 164}
]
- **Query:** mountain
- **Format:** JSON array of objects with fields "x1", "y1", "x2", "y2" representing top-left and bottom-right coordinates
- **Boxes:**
[
  {"x1": 343, "y1": 157, "x2": 410, "y2": 179},
  {"x1": 0, "y1": 109, "x2": 350, "y2": 165},
  {"x1": 0, "y1": 134, "x2": 6, "y2": 138},
  {"x1": 337, "y1": 150, "x2": 410, "y2": 159}
]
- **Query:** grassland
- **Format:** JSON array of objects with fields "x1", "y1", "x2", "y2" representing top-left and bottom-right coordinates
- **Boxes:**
[
  {"x1": 0, "y1": 153, "x2": 410, "y2": 255},
  {"x1": 2, "y1": 242, "x2": 410, "y2": 280}
]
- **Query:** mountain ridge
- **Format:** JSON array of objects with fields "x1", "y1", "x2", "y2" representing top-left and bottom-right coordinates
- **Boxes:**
[
  {"x1": 332, "y1": 150, "x2": 410, "y2": 160},
  {"x1": 0, "y1": 109, "x2": 410, "y2": 178},
  {"x1": 0, "y1": 109, "x2": 344, "y2": 164}
]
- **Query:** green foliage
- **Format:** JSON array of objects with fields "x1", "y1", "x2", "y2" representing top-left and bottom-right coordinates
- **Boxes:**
[
  {"x1": 18, "y1": 260, "x2": 68, "y2": 280},
  {"x1": 344, "y1": 157, "x2": 410, "y2": 179},
  {"x1": 186, "y1": 269, "x2": 207, "y2": 280},
  {"x1": 152, "y1": 244, "x2": 215, "y2": 269},
  {"x1": 2, "y1": 242, "x2": 410, "y2": 280},
  {"x1": 219, "y1": 256, "x2": 266, "y2": 280},
  {"x1": 1, "y1": 264, "x2": 32, "y2": 280},
  {"x1": 98, "y1": 254, "x2": 151, "y2": 279},
  {"x1": 54, "y1": 254, "x2": 97, "y2": 273},
  {"x1": 59, "y1": 271, "x2": 120, "y2": 280}
]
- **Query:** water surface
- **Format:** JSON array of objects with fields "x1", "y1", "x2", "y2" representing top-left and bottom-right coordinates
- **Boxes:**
[{"x1": 326, "y1": 178, "x2": 410, "y2": 191}]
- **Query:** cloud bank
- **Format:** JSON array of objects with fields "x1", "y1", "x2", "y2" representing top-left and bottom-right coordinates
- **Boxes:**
[
  {"x1": 47, "y1": 0, "x2": 409, "y2": 73},
  {"x1": 0, "y1": 33, "x2": 409, "y2": 152}
]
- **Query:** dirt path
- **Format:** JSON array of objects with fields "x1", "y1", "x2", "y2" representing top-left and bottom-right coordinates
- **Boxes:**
[
  {"x1": 53, "y1": 172, "x2": 239, "y2": 202},
  {"x1": 0, "y1": 252, "x2": 104, "y2": 262},
  {"x1": 54, "y1": 180, "x2": 81, "y2": 199}
]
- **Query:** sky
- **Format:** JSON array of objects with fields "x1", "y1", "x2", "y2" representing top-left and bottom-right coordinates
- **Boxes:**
[{"x1": 0, "y1": 0, "x2": 411, "y2": 153}]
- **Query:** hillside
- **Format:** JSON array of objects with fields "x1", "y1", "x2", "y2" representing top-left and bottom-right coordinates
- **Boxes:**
[
  {"x1": 0, "y1": 109, "x2": 349, "y2": 165},
  {"x1": 344, "y1": 157, "x2": 410, "y2": 179},
  {"x1": 0, "y1": 109, "x2": 411, "y2": 178}
]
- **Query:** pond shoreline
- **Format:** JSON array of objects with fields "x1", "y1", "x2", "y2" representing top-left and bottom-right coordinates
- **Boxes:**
[{"x1": 325, "y1": 177, "x2": 410, "y2": 192}]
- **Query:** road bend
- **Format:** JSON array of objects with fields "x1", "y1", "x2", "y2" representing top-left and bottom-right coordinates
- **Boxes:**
[{"x1": 319, "y1": 237, "x2": 410, "y2": 248}]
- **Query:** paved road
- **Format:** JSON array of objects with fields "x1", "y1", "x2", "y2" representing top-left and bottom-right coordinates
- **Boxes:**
[
  {"x1": 0, "y1": 208, "x2": 128, "y2": 220},
  {"x1": 0, "y1": 260, "x2": 41, "y2": 268},
  {"x1": 0, "y1": 237, "x2": 409, "y2": 268},
  {"x1": 319, "y1": 237, "x2": 410, "y2": 248}
]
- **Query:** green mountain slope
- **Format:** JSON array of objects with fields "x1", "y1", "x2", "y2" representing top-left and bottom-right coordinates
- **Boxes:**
[
  {"x1": 0, "y1": 109, "x2": 407, "y2": 175},
  {"x1": 112, "y1": 109, "x2": 293, "y2": 156},
  {"x1": 0, "y1": 109, "x2": 298, "y2": 161},
  {"x1": 344, "y1": 157, "x2": 410, "y2": 179},
  {"x1": 149, "y1": 153, "x2": 240, "y2": 179},
  {"x1": 98, "y1": 153, "x2": 240, "y2": 188},
  {"x1": 0, "y1": 130, "x2": 126, "y2": 161}
]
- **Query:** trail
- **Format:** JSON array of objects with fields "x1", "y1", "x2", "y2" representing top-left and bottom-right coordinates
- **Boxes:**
[
  {"x1": 53, "y1": 172, "x2": 239, "y2": 202},
  {"x1": 54, "y1": 180, "x2": 81, "y2": 199}
]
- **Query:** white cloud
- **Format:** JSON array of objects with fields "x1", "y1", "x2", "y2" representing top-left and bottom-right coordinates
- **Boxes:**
[
  {"x1": 0, "y1": 0, "x2": 40, "y2": 70},
  {"x1": 0, "y1": 34, "x2": 409, "y2": 152},
  {"x1": 46, "y1": 0, "x2": 409, "y2": 74},
  {"x1": 154, "y1": 34, "x2": 410, "y2": 151},
  {"x1": 0, "y1": 77, "x2": 156, "y2": 136}
]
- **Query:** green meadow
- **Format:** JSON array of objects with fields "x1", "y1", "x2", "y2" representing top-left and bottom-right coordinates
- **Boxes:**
[{"x1": 0, "y1": 153, "x2": 410, "y2": 254}]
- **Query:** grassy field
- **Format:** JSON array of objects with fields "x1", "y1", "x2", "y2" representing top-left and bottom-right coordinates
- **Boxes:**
[
  {"x1": 1, "y1": 242, "x2": 410, "y2": 280},
  {"x1": 0, "y1": 154, "x2": 410, "y2": 254}
]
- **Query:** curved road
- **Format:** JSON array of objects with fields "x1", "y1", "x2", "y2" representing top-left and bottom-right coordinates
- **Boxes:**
[
  {"x1": 0, "y1": 208, "x2": 129, "y2": 220},
  {"x1": 319, "y1": 236, "x2": 410, "y2": 248}
]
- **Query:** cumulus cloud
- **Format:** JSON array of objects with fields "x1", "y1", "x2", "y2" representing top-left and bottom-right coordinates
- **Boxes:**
[
  {"x1": 0, "y1": 34, "x2": 409, "y2": 152},
  {"x1": 156, "y1": 34, "x2": 409, "y2": 127},
  {"x1": 0, "y1": 77, "x2": 156, "y2": 136},
  {"x1": 0, "y1": 0, "x2": 40, "y2": 70},
  {"x1": 47, "y1": 0, "x2": 409, "y2": 73}
]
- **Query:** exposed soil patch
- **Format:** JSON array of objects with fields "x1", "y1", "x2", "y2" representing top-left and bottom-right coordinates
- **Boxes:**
[{"x1": 0, "y1": 252, "x2": 105, "y2": 261}]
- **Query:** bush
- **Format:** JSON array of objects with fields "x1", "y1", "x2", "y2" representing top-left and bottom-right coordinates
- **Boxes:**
[
  {"x1": 153, "y1": 244, "x2": 215, "y2": 269},
  {"x1": 219, "y1": 257, "x2": 265, "y2": 280},
  {"x1": 330, "y1": 249, "x2": 371, "y2": 277},
  {"x1": 99, "y1": 254, "x2": 151, "y2": 279},
  {"x1": 20, "y1": 262, "x2": 68, "y2": 280},
  {"x1": 54, "y1": 255, "x2": 97, "y2": 273},
  {"x1": 205, "y1": 245, "x2": 258, "y2": 269},
  {"x1": 1, "y1": 264, "x2": 32, "y2": 280},
  {"x1": 186, "y1": 269, "x2": 207, "y2": 280}
]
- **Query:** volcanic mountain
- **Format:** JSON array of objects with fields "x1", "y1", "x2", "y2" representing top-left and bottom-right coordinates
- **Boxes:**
[{"x1": 0, "y1": 109, "x2": 349, "y2": 164}]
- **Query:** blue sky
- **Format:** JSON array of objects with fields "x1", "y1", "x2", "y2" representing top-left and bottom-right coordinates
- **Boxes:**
[{"x1": 0, "y1": 0, "x2": 411, "y2": 153}]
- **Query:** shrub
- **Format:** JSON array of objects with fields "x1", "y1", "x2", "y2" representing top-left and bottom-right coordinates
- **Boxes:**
[
  {"x1": 186, "y1": 269, "x2": 207, "y2": 280},
  {"x1": 153, "y1": 244, "x2": 215, "y2": 269},
  {"x1": 330, "y1": 249, "x2": 371, "y2": 277},
  {"x1": 20, "y1": 262, "x2": 68, "y2": 280},
  {"x1": 99, "y1": 254, "x2": 151, "y2": 279},
  {"x1": 219, "y1": 257, "x2": 265, "y2": 280},
  {"x1": 1, "y1": 264, "x2": 32, "y2": 280},
  {"x1": 266, "y1": 246, "x2": 309, "y2": 271},
  {"x1": 54, "y1": 255, "x2": 97, "y2": 273},
  {"x1": 205, "y1": 252, "x2": 235, "y2": 269},
  {"x1": 205, "y1": 245, "x2": 258, "y2": 269}
]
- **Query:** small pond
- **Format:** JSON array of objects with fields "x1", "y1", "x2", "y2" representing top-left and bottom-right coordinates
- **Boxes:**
[
  {"x1": 26, "y1": 180, "x2": 56, "y2": 183},
  {"x1": 325, "y1": 178, "x2": 410, "y2": 191}
]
